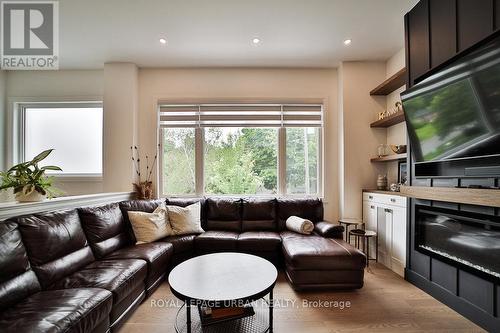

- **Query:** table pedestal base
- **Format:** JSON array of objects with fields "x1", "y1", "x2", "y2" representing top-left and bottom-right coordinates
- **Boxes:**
[{"x1": 175, "y1": 293, "x2": 273, "y2": 333}]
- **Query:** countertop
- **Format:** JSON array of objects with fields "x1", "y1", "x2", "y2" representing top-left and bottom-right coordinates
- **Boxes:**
[{"x1": 363, "y1": 189, "x2": 409, "y2": 197}]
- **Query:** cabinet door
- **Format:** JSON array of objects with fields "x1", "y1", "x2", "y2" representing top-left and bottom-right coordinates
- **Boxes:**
[
  {"x1": 430, "y1": 0, "x2": 456, "y2": 68},
  {"x1": 377, "y1": 207, "x2": 392, "y2": 268},
  {"x1": 457, "y1": 0, "x2": 494, "y2": 51},
  {"x1": 365, "y1": 202, "x2": 377, "y2": 231},
  {"x1": 496, "y1": 0, "x2": 500, "y2": 30},
  {"x1": 407, "y1": 0, "x2": 430, "y2": 86},
  {"x1": 364, "y1": 202, "x2": 377, "y2": 258},
  {"x1": 391, "y1": 207, "x2": 407, "y2": 277}
]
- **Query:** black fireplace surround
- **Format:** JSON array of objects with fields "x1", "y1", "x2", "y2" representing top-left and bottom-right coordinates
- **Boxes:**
[{"x1": 416, "y1": 205, "x2": 500, "y2": 282}]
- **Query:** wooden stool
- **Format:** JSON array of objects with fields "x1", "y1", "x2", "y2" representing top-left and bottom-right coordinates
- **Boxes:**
[
  {"x1": 349, "y1": 229, "x2": 378, "y2": 267},
  {"x1": 338, "y1": 218, "x2": 364, "y2": 242}
]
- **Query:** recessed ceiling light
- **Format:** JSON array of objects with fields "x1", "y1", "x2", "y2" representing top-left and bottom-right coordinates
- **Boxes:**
[
  {"x1": 343, "y1": 39, "x2": 352, "y2": 46},
  {"x1": 159, "y1": 38, "x2": 167, "y2": 44},
  {"x1": 252, "y1": 37, "x2": 261, "y2": 44}
]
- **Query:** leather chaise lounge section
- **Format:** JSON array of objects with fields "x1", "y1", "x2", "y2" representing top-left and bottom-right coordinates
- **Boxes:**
[{"x1": 0, "y1": 197, "x2": 366, "y2": 333}]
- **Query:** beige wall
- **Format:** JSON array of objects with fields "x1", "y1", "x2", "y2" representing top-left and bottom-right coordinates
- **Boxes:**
[
  {"x1": 103, "y1": 63, "x2": 139, "y2": 193},
  {"x1": 385, "y1": 48, "x2": 407, "y2": 185},
  {"x1": 3, "y1": 70, "x2": 104, "y2": 196},
  {"x1": 1, "y1": 61, "x2": 405, "y2": 217},
  {"x1": 338, "y1": 62, "x2": 387, "y2": 218},
  {"x1": 138, "y1": 68, "x2": 339, "y2": 221}
]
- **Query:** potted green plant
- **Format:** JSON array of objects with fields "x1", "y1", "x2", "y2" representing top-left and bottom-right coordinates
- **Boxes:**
[{"x1": 0, "y1": 149, "x2": 63, "y2": 202}]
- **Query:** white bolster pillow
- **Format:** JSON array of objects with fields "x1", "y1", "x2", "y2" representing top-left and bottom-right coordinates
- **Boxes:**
[{"x1": 286, "y1": 216, "x2": 314, "y2": 235}]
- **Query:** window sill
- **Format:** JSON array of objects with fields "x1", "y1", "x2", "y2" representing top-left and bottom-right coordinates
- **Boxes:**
[
  {"x1": 0, "y1": 192, "x2": 134, "y2": 221},
  {"x1": 52, "y1": 174, "x2": 103, "y2": 182}
]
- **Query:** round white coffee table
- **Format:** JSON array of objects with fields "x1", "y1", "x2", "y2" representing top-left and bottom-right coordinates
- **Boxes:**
[{"x1": 168, "y1": 252, "x2": 278, "y2": 333}]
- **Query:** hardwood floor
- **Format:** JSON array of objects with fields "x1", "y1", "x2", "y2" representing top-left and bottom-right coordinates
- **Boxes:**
[{"x1": 119, "y1": 263, "x2": 484, "y2": 333}]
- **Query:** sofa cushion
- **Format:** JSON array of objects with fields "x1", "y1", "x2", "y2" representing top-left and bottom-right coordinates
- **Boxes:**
[
  {"x1": 166, "y1": 197, "x2": 206, "y2": 227},
  {"x1": 159, "y1": 234, "x2": 197, "y2": 254},
  {"x1": 0, "y1": 221, "x2": 41, "y2": 309},
  {"x1": 282, "y1": 236, "x2": 366, "y2": 271},
  {"x1": 314, "y1": 221, "x2": 344, "y2": 239},
  {"x1": 241, "y1": 198, "x2": 277, "y2": 231},
  {"x1": 128, "y1": 204, "x2": 173, "y2": 242},
  {"x1": 79, "y1": 203, "x2": 133, "y2": 258},
  {"x1": 49, "y1": 259, "x2": 147, "y2": 305},
  {"x1": 195, "y1": 231, "x2": 239, "y2": 252},
  {"x1": 0, "y1": 288, "x2": 112, "y2": 333},
  {"x1": 238, "y1": 231, "x2": 282, "y2": 252},
  {"x1": 15, "y1": 209, "x2": 95, "y2": 288},
  {"x1": 279, "y1": 230, "x2": 305, "y2": 240},
  {"x1": 277, "y1": 198, "x2": 324, "y2": 230},
  {"x1": 167, "y1": 202, "x2": 204, "y2": 235},
  {"x1": 206, "y1": 198, "x2": 242, "y2": 232},
  {"x1": 104, "y1": 242, "x2": 173, "y2": 288},
  {"x1": 119, "y1": 199, "x2": 166, "y2": 241}
]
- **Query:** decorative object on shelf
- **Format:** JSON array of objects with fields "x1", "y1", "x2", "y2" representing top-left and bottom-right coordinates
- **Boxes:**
[
  {"x1": 377, "y1": 144, "x2": 389, "y2": 157},
  {"x1": 390, "y1": 144, "x2": 407, "y2": 154},
  {"x1": 390, "y1": 183, "x2": 400, "y2": 192},
  {"x1": 376, "y1": 101, "x2": 404, "y2": 122},
  {"x1": 377, "y1": 174, "x2": 388, "y2": 190},
  {"x1": 392, "y1": 101, "x2": 403, "y2": 115},
  {"x1": 398, "y1": 161, "x2": 408, "y2": 185},
  {"x1": 131, "y1": 144, "x2": 160, "y2": 200},
  {"x1": 0, "y1": 149, "x2": 63, "y2": 202}
]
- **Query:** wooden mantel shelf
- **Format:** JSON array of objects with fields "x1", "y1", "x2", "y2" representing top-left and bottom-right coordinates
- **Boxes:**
[
  {"x1": 370, "y1": 68, "x2": 407, "y2": 96},
  {"x1": 400, "y1": 186, "x2": 500, "y2": 208}
]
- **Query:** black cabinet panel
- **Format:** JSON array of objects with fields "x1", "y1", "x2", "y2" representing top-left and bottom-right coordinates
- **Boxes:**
[
  {"x1": 460, "y1": 204, "x2": 495, "y2": 215},
  {"x1": 430, "y1": 0, "x2": 457, "y2": 67},
  {"x1": 496, "y1": 0, "x2": 500, "y2": 30},
  {"x1": 432, "y1": 178, "x2": 459, "y2": 187},
  {"x1": 458, "y1": 270, "x2": 495, "y2": 315},
  {"x1": 411, "y1": 250, "x2": 431, "y2": 279},
  {"x1": 405, "y1": 1, "x2": 500, "y2": 330},
  {"x1": 408, "y1": 0, "x2": 430, "y2": 86},
  {"x1": 431, "y1": 259, "x2": 458, "y2": 294},
  {"x1": 457, "y1": 0, "x2": 494, "y2": 51},
  {"x1": 497, "y1": 286, "x2": 500, "y2": 317},
  {"x1": 460, "y1": 178, "x2": 496, "y2": 187}
]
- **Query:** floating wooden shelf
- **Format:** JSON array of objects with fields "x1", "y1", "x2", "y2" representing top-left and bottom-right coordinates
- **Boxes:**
[
  {"x1": 370, "y1": 111, "x2": 406, "y2": 128},
  {"x1": 400, "y1": 186, "x2": 500, "y2": 208},
  {"x1": 370, "y1": 68, "x2": 407, "y2": 96},
  {"x1": 370, "y1": 153, "x2": 407, "y2": 163}
]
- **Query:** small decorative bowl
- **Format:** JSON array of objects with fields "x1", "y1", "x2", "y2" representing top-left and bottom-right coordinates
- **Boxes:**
[{"x1": 390, "y1": 144, "x2": 407, "y2": 154}]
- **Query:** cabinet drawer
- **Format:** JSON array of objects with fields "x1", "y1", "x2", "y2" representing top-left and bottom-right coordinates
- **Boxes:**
[{"x1": 363, "y1": 192, "x2": 407, "y2": 208}]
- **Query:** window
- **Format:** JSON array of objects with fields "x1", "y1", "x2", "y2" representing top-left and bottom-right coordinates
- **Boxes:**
[
  {"x1": 159, "y1": 104, "x2": 323, "y2": 196},
  {"x1": 286, "y1": 127, "x2": 320, "y2": 195},
  {"x1": 21, "y1": 103, "x2": 103, "y2": 176},
  {"x1": 204, "y1": 127, "x2": 278, "y2": 195},
  {"x1": 162, "y1": 128, "x2": 196, "y2": 195}
]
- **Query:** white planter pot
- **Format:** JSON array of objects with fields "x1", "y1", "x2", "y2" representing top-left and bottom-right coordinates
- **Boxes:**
[{"x1": 15, "y1": 190, "x2": 46, "y2": 203}]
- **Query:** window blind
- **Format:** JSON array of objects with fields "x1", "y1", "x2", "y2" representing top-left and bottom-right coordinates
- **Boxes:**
[{"x1": 159, "y1": 104, "x2": 323, "y2": 128}]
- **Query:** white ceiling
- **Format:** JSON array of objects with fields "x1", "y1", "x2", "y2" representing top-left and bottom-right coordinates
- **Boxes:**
[{"x1": 58, "y1": 0, "x2": 419, "y2": 69}]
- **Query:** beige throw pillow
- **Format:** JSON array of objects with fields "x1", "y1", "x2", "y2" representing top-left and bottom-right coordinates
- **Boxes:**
[
  {"x1": 167, "y1": 202, "x2": 204, "y2": 235},
  {"x1": 286, "y1": 215, "x2": 314, "y2": 235},
  {"x1": 128, "y1": 204, "x2": 173, "y2": 243}
]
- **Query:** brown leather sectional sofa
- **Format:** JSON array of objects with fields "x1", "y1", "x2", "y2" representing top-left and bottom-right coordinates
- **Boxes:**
[{"x1": 0, "y1": 197, "x2": 366, "y2": 333}]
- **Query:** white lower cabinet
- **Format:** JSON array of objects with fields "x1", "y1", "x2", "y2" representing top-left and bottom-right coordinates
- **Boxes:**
[{"x1": 362, "y1": 192, "x2": 407, "y2": 277}]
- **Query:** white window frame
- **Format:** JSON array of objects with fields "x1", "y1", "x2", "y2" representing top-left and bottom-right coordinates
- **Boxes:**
[
  {"x1": 16, "y1": 101, "x2": 104, "y2": 179},
  {"x1": 158, "y1": 103, "x2": 324, "y2": 198}
]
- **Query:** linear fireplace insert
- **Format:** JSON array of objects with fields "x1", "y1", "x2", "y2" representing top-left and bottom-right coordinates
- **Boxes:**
[{"x1": 415, "y1": 205, "x2": 500, "y2": 281}]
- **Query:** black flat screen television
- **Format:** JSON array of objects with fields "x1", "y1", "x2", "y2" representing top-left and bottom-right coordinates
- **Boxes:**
[{"x1": 401, "y1": 34, "x2": 500, "y2": 165}]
